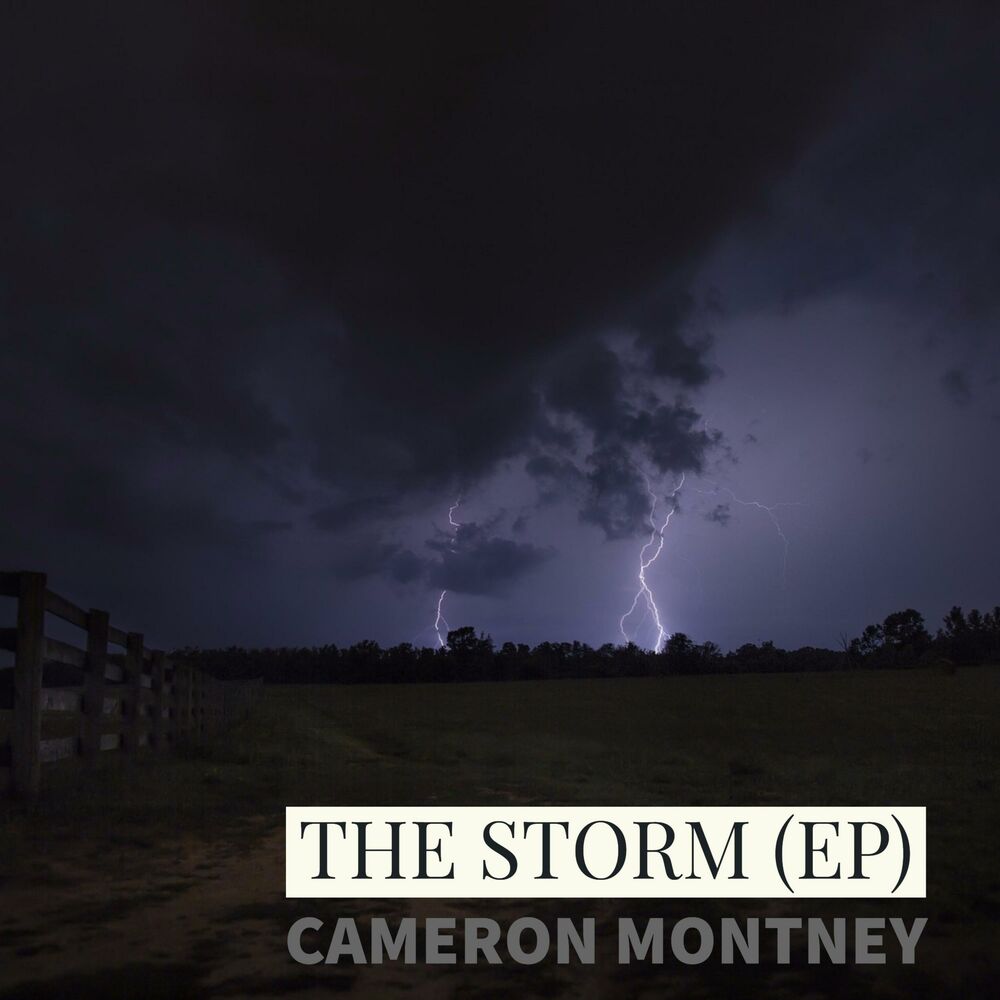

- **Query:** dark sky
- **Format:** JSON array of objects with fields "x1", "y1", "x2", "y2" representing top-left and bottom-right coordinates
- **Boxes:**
[{"x1": 2, "y1": 3, "x2": 998, "y2": 652}]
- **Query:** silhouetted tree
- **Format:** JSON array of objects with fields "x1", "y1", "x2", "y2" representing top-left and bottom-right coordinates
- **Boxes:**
[{"x1": 882, "y1": 609, "x2": 930, "y2": 651}]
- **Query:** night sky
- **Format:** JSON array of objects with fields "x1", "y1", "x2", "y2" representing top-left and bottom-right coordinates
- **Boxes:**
[{"x1": 2, "y1": 4, "x2": 998, "y2": 652}]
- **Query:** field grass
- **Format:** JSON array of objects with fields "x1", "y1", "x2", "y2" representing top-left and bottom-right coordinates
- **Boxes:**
[{"x1": 1, "y1": 667, "x2": 998, "y2": 997}]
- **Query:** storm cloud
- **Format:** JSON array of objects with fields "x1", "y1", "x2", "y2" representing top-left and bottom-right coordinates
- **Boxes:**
[
  {"x1": 1, "y1": 3, "x2": 996, "y2": 648},
  {"x1": 426, "y1": 522, "x2": 554, "y2": 598}
]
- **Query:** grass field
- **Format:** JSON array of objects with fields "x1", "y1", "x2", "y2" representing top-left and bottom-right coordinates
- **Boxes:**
[{"x1": 1, "y1": 667, "x2": 998, "y2": 997}]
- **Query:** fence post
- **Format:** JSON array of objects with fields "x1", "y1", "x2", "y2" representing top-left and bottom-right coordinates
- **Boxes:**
[
  {"x1": 81, "y1": 609, "x2": 109, "y2": 760},
  {"x1": 211, "y1": 677, "x2": 220, "y2": 734},
  {"x1": 151, "y1": 651, "x2": 166, "y2": 750},
  {"x1": 12, "y1": 571, "x2": 46, "y2": 798},
  {"x1": 169, "y1": 660, "x2": 179, "y2": 746},
  {"x1": 123, "y1": 632, "x2": 144, "y2": 752},
  {"x1": 202, "y1": 672, "x2": 210, "y2": 737},
  {"x1": 185, "y1": 665, "x2": 196, "y2": 740},
  {"x1": 203, "y1": 675, "x2": 213, "y2": 735},
  {"x1": 164, "y1": 660, "x2": 175, "y2": 746},
  {"x1": 191, "y1": 669, "x2": 203, "y2": 741},
  {"x1": 174, "y1": 663, "x2": 191, "y2": 743},
  {"x1": 172, "y1": 663, "x2": 185, "y2": 744}
]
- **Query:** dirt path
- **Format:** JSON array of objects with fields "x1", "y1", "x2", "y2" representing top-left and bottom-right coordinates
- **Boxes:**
[{"x1": 0, "y1": 818, "x2": 621, "y2": 998}]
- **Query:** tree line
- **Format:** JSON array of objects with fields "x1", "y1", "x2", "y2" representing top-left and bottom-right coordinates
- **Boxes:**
[
  {"x1": 845, "y1": 604, "x2": 1000, "y2": 669},
  {"x1": 171, "y1": 603, "x2": 998, "y2": 685}
]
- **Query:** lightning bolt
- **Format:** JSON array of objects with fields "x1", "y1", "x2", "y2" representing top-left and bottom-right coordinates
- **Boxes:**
[
  {"x1": 619, "y1": 472, "x2": 685, "y2": 653},
  {"x1": 698, "y1": 485, "x2": 801, "y2": 587},
  {"x1": 433, "y1": 590, "x2": 451, "y2": 648},
  {"x1": 433, "y1": 498, "x2": 462, "y2": 647}
]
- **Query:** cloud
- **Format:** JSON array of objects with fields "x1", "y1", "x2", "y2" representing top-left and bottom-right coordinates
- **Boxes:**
[
  {"x1": 624, "y1": 401, "x2": 716, "y2": 476},
  {"x1": 545, "y1": 340, "x2": 630, "y2": 435},
  {"x1": 426, "y1": 522, "x2": 554, "y2": 597},
  {"x1": 330, "y1": 517, "x2": 554, "y2": 598},
  {"x1": 705, "y1": 504, "x2": 732, "y2": 526},
  {"x1": 329, "y1": 537, "x2": 432, "y2": 587},
  {"x1": 630, "y1": 289, "x2": 717, "y2": 385},
  {"x1": 0, "y1": 3, "x2": 918, "y2": 640},
  {"x1": 311, "y1": 497, "x2": 397, "y2": 532},
  {"x1": 386, "y1": 549, "x2": 427, "y2": 586},
  {"x1": 2, "y1": 5, "x2": 887, "y2": 505},
  {"x1": 578, "y1": 445, "x2": 653, "y2": 541},
  {"x1": 525, "y1": 455, "x2": 587, "y2": 506},
  {"x1": 526, "y1": 332, "x2": 722, "y2": 540}
]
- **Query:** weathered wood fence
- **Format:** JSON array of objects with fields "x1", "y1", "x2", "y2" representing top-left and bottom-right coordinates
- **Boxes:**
[{"x1": 0, "y1": 571, "x2": 261, "y2": 798}]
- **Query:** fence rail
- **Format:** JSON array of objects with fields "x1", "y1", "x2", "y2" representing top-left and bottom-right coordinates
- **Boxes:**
[{"x1": 0, "y1": 571, "x2": 261, "y2": 798}]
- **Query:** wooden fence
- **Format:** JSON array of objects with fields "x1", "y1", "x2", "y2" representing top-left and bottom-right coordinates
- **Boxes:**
[{"x1": 0, "y1": 571, "x2": 261, "y2": 798}]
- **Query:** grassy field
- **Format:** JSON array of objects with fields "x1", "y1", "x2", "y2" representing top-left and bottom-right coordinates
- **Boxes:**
[{"x1": 1, "y1": 667, "x2": 998, "y2": 997}]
